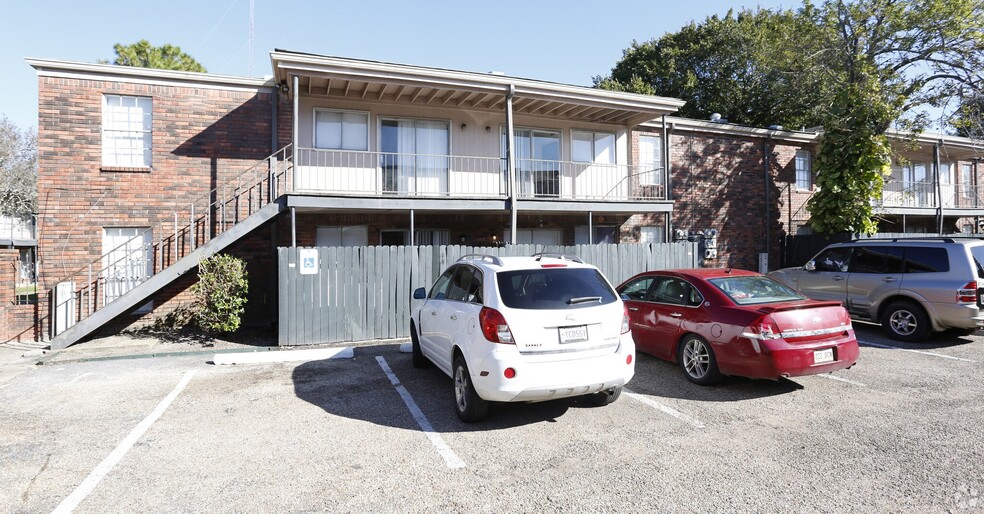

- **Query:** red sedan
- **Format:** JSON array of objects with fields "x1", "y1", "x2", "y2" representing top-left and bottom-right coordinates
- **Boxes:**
[{"x1": 617, "y1": 268, "x2": 859, "y2": 385}]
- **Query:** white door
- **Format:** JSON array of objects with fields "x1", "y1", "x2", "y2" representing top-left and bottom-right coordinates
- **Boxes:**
[{"x1": 103, "y1": 227, "x2": 153, "y2": 305}]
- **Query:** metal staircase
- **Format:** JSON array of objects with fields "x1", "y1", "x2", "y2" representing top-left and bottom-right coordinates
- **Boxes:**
[{"x1": 48, "y1": 146, "x2": 293, "y2": 350}]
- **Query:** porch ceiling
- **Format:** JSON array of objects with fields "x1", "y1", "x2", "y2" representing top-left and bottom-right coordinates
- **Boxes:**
[{"x1": 271, "y1": 50, "x2": 684, "y2": 127}]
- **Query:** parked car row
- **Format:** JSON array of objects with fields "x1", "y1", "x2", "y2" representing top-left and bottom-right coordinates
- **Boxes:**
[{"x1": 409, "y1": 253, "x2": 860, "y2": 422}]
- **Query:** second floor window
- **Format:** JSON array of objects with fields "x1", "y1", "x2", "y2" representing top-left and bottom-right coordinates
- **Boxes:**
[
  {"x1": 314, "y1": 109, "x2": 368, "y2": 151},
  {"x1": 638, "y1": 135, "x2": 663, "y2": 186},
  {"x1": 572, "y1": 130, "x2": 615, "y2": 164},
  {"x1": 795, "y1": 150, "x2": 812, "y2": 190},
  {"x1": 103, "y1": 95, "x2": 152, "y2": 167},
  {"x1": 962, "y1": 163, "x2": 974, "y2": 199}
]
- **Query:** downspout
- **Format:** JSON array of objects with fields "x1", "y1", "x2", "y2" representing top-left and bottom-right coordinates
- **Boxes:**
[
  {"x1": 764, "y1": 136, "x2": 772, "y2": 266},
  {"x1": 506, "y1": 85, "x2": 517, "y2": 244},
  {"x1": 934, "y1": 140, "x2": 943, "y2": 235},
  {"x1": 292, "y1": 74, "x2": 299, "y2": 193},
  {"x1": 663, "y1": 116, "x2": 672, "y2": 243}
]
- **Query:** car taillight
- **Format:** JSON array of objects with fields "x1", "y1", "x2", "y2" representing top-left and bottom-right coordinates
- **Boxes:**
[
  {"x1": 479, "y1": 307, "x2": 515, "y2": 344},
  {"x1": 741, "y1": 315, "x2": 782, "y2": 340},
  {"x1": 957, "y1": 281, "x2": 978, "y2": 304},
  {"x1": 621, "y1": 304, "x2": 631, "y2": 334}
]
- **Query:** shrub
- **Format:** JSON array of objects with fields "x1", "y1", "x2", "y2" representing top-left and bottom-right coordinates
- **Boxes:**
[{"x1": 194, "y1": 253, "x2": 248, "y2": 333}]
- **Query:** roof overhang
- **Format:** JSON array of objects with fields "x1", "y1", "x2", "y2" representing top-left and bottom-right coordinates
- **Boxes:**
[
  {"x1": 640, "y1": 116, "x2": 820, "y2": 144},
  {"x1": 270, "y1": 50, "x2": 685, "y2": 127},
  {"x1": 885, "y1": 130, "x2": 984, "y2": 161},
  {"x1": 26, "y1": 58, "x2": 274, "y2": 91}
]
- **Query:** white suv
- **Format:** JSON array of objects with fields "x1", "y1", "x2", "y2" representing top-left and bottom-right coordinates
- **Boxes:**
[{"x1": 410, "y1": 254, "x2": 635, "y2": 422}]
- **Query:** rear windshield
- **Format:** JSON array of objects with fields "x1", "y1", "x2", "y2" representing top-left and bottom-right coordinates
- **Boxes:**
[
  {"x1": 969, "y1": 246, "x2": 984, "y2": 279},
  {"x1": 709, "y1": 276, "x2": 804, "y2": 306},
  {"x1": 496, "y1": 268, "x2": 618, "y2": 310}
]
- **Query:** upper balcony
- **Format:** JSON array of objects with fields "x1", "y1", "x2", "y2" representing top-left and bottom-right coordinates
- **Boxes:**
[
  {"x1": 294, "y1": 148, "x2": 666, "y2": 202},
  {"x1": 272, "y1": 50, "x2": 683, "y2": 212}
]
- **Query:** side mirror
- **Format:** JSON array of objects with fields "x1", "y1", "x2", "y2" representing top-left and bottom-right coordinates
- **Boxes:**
[
  {"x1": 412, "y1": 287, "x2": 426, "y2": 300},
  {"x1": 804, "y1": 260, "x2": 816, "y2": 272}
]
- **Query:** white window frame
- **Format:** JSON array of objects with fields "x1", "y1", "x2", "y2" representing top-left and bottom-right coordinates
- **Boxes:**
[
  {"x1": 316, "y1": 225, "x2": 368, "y2": 247},
  {"x1": 638, "y1": 135, "x2": 663, "y2": 187},
  {"x1": 795, "y1": 150, "x2": 812, "y2": 190},
  {"x1": 102, "y1": 95, "x2": 152, "y2": 168},
  {"x1": 961, "y1": 163, "x2": 974, "y2": 200},
  {"x1": 639, "y1": 226, "x2": 665, "y2": 244},
  {"x1": 571, "y1": 129, "x2": 616, "y2": 164},
  {"x1": 313, "y1": 108, "x2": 369, "y2": 151}
]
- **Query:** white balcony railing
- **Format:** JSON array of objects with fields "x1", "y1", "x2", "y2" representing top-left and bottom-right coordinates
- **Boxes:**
[
  {"x1": 0, "y1": 215, "x2": 35, "y2": 241},
  {"x1": 294, "y1": 148, "x2": 667, "y2": 202},
  {"x1": 879, "y1": 180, "x2": 984, "y2": 210}
]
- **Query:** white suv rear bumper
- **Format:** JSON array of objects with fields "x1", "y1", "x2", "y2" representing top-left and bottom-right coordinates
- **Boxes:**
[{"x1": 469, "y1": 334, "x2": 635, "y2": 403}]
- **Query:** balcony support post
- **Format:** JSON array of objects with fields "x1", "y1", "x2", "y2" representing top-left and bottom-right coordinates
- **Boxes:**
[
  {"x1": 935, "y1": 140, "x2": 943, "y2": 235},
  {"x1": 588, "y1": 212, "x2": 593, "y2": 244},
  {"x1": 290, "y1": 206, "x2": 297, "y2": 248},
  {"x1": 410, "y1": 209, "x2": 415, "y2": 247},
  {"x1": 506, "y1": 84, "x2": 517, "y2": 245}
]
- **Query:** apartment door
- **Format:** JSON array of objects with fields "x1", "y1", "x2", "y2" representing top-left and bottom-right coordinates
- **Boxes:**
[
  {"x1": 102, "y1": 227, "x2": 153, "y2": 306},
  {"x1": 505, "y1": 128, "x2": 561, "y2": 197},
  {"x1": 380, "y1": 119, "x2": 449, "y2": 195}
]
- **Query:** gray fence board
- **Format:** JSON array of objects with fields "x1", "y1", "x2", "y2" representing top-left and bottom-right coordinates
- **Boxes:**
[{"x1": 278, "y1": 242, "x2": 699, "y2": 346}]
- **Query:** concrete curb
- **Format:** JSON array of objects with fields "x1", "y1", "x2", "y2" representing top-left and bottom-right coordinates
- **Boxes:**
[{"x1": 212, "y1": 347, "x2": 354, "y2": 365}]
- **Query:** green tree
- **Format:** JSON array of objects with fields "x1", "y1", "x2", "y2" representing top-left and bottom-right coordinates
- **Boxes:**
[
  {"x1": 103, "y1": 40, "x2": 206, "y2": 72},
  {"x1": 805, "y1": 0, "x2": 984, "y2": 234},
  {"x1": 599, "y1": 0, "x2": 984, "y2": 234},
  {"x1": 0, "y1": 116, "x2": 37, "y2": 218},
  {"x1": 595, "y1": 8, "x2": 833, "y2": 129}
]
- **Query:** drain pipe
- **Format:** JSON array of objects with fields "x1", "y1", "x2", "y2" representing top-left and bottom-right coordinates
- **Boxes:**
[
  {"x1": 506, "y1": 84, "x2": 517, "y2": 244},
  {"x1": 292, "y1": 74, "x2": 299, "y2": 193},
  {"x1": 764, "y1": 136, "x2": 772, "y2": 267},
  {"x1": 663, "y1": 116, "x2": 672, "y2": 243}
]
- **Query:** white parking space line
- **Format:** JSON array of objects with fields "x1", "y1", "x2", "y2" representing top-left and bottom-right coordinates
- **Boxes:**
[
  {"x1": 52, "y1": 371, "x2": 196, "y2": 514},
  {"x1": 375, "y1": 356, "x2": 465, "y2": 470},
  {"x1": 859, "y1": 340, "x2": 977, "y2": 363},
  {"x1": 625, "y1": 390, "x2": 706, "y2": 429},
  {"x1": 812, "y1": 373, "x2": 867, "y2": 387}
]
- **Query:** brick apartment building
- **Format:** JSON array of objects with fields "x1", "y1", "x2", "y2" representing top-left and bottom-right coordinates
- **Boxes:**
[{"x1": 4, "y1": 49, "x2": 981, "y2": 346}]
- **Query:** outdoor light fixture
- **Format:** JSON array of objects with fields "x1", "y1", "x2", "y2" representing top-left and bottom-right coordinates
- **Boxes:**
[
  {"x1": 460, "y1": 123, "x2": 467, "y2": 130},
  {"x1": 278, "y1": 81, "x2": 289, "y2": 94}
]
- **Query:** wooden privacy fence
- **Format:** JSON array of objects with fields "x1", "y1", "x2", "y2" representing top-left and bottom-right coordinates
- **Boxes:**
[{"x1": 278, "y1": 243, "x2": 699, "y2": 346}]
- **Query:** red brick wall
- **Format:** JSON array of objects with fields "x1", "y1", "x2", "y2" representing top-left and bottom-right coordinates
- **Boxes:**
[
  {"x1": 35, "y1": 75, "x2": 277, "y2": 338},
  {"x1": 628, "y1": 128, "x2": 817, "y2": 270}
]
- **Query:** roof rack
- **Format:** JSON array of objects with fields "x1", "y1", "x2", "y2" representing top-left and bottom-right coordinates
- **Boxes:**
[
  {"x1": 531, "y1": 253, "x2": 584, "y2": 264},
  {"x1": 458, "y1": 254, "x2": 504, "y2": 266},
  {"x1": 852, "y1": 236, "x2": 984, "y2": 243}
]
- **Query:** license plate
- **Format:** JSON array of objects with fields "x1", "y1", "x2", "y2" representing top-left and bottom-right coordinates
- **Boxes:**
[
  {"x1": 814, "y1": 348, "x2": 834, "y2": 364},
  {"x1": 559, "y1": 325, "x2": 588, "y2": 344}
]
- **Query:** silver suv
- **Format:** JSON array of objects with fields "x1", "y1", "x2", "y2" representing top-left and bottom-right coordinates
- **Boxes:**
[{"x1": 769, "y1": 238, "x2": 984, "y2": 341}]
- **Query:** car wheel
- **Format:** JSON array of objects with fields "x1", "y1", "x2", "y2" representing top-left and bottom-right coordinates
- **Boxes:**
[
  {"x1": 586, "y1": 386, "x2": 622, "y2": 406},
  {"x1": 678, "y1": 334, "x2": 722, "y2": 385},
  {"x1": 410, "y1": 325, "x2": 429, "y2": 368},
  {"x1": 882, "y1": 301, "x2": 931, "y2": 342},
  {"x1": 453, "y1": 354, "x2": 488, "y2": 422}
]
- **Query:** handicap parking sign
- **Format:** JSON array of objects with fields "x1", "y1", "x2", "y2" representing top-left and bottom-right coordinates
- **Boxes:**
[{"x1": 299, "y1": 249, "x2": 319, "y2": 275}]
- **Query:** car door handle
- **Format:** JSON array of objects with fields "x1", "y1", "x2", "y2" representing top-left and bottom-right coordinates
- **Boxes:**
[
  {"x1": 833, "y1": 276, "x2": 844, "y2": 281},
  {"x1": 883, "y1": 277, "x2": 897, "y2": 283},
  {"x1": 430, "y1": 311, "x2": 437, "y2": 316},
  {"x1": 450, "y1": 314, "x2": 458, "y2": 320},
  {"x1": 628, "y1": 306, "x2": 640, "y2": 311},
  {"x1": 670, "y1": 312, "x2": 682, "y2": 318}
]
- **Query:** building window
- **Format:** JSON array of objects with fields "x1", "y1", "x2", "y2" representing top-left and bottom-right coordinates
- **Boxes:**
[
  {"x1": 572, "y1": 130, "x2": 615, "y2": 164},
  {"x1": 503, "y1": 128, "x2": 561, "y2": 197},
  {"x1": 639, "y1": 226, "x2": 664, "y2": 244},
  {"x1": 638, "y1": 135, "x2": 663, "y2": 187},
  {"x1": 316, "y1": 225, "x2": 368, "y2": 247},
  {"x1": 15, "y1": 247, "x2": 37, "y2": 305},
  {"x1": 314, "y1": 109, "x2": 368, "y2": 151},
  {"x1": 380, "y1": 118, "x2": 450, "y2": 194},
  {"x1": 102, "y1": 95, "x2": 152, "y2": 167},
  {"x1": 795, "y1": 150, "x2": 812, "y2": 190},
  {"x1": 102, "y1": 227, "x2": 153, "y2": 311},
  {"x1": 961, "y1": 163, "x2": 974, "y2": 200}
]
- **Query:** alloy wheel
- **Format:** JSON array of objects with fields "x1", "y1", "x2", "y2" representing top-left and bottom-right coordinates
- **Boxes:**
[{"x1": 683, "y1": 338, "x2": 710, "y2": 379}]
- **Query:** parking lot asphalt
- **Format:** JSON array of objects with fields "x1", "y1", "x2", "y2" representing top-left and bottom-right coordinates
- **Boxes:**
[{"x1": 1, "y1": 324, "x2": 982, "y2": 512}]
